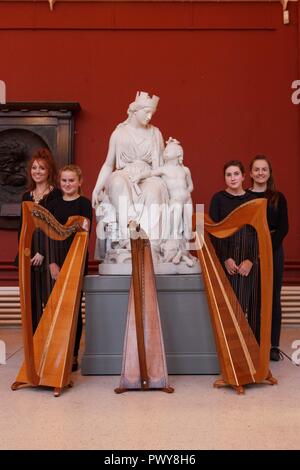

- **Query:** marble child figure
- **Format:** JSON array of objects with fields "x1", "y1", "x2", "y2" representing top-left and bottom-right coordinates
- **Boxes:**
[
  {"x1": 132, "y1": 137, "x2": 195, "y2": 267},
  {"x1": 139, "y1": 137, "x2": 193, "y2": 239}
]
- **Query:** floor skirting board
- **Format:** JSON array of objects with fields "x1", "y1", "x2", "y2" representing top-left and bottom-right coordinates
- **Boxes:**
[{"x1": 0, "y1": 284, "x2": 299, "y2": 327}]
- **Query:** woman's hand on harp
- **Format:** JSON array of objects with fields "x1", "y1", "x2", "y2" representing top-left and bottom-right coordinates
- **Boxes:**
[
  {"x1": 31, "y1": 252, "x2": 44, "y2": 267},
  {"x1": 82, "y1": 218, "x2": 90, "y2": 232},
  {"x1": 50, "y1": 263, "x2": 60, "y2": 280},
  {"x1": 224, "y1": 258, "x2": 238, "y2": 275},
  {"x1": 237, "y1": 259, "x2": 253, "y2": 277}
]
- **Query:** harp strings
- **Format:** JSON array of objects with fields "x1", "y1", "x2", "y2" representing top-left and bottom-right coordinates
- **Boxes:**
[
  {"x1": 199, "y1": 231, "x2": 257, "y2": 376},
  {"x1": 30, "y1": 227, "x2": 53, "y2": 334},
  {"x1": 247, "y1": 227, "x2": 260, "y2": 344},
  {"x1": 29, "y1": 213, "x2": 79, "y2": 347},
  {"x1": 196, "y1": 231, "x2": 255, "y2": 383},
  {"x1": 210, "y1": 223, "x2": 260, "y2": 345},
  {"x1": 38, "y1": 237, "x2": 82, "y2": 378}
]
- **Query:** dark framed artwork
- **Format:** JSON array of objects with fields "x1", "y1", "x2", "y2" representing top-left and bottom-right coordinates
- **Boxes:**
[{"x1": 0, "y1": 102, "x2": 80, "y2": 229}]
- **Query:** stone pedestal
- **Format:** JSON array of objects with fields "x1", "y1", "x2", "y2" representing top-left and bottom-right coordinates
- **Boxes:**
[{"x1": 81, "y1": 274, "x2": 219, "y2": 375}]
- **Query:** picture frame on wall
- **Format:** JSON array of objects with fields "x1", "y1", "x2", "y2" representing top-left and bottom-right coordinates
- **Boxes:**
[{"x1": 0, "y1": 102, "x2": 80, "y2": 229}]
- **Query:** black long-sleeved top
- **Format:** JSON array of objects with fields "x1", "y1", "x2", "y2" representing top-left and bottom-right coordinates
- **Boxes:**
[
  {"x1": 21, "y1": 188, "x2": 61, "y2": 207},
  {"x1": 209, "y1": 190, "x2": 255, "y2": 222},
  {"x1": 209, "y1": 190, "x2": 257, "y2": 263},
  {"x1": 47, "y1": 195, "x2": 93, "y2": 274},
  {"x1": 15, "y1": 187, "x2": 62, "y2": 265},
  {"x1": 247, "y1": 190, "x2": 289, "y2": 251}
]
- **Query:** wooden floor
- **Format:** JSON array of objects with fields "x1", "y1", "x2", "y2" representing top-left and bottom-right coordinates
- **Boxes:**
[{"x1": 0, "y1": 326, "x2": 300, "y2": 450}]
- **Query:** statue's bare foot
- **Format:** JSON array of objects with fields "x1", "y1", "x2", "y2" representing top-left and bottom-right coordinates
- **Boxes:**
[
  {"x1": 172, "y1": 250, "x2": 182, "y2": 264},
  {"x1": 183, "y1": 255, "x2": 195, "y2": 267}
]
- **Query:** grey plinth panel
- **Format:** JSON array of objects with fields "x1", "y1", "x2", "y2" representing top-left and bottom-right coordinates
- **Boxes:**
[{"x1": 81, "y1": 274, "x2": 220, "y2": 375}]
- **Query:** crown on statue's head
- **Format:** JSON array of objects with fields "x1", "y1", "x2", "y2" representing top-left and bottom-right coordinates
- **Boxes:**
[{"x1": 134, "y1": 91, "x2": 160, "y2": 110}]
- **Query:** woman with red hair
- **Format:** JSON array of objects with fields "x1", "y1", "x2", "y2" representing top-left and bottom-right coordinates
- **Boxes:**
[{"x1": 16, "y1": 147, "x2": 61, "y2": 331}]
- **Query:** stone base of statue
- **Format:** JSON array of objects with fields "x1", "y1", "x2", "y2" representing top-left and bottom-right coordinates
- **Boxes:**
[
  {"x1": 81, "y1": 274, "x2": 219, "y2": 375},
  {"x1": 99, "y1": 260, "x2": 200, "y2": 275},
  {"x1": 97, "y1": 239, "x2": 201, "y2": 275}
]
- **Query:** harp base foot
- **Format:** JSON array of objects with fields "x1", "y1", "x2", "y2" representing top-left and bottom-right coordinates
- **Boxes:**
[
  {"x1": 213, "y1": 378, "x2": 244, "y2": 395},
  {"x1": 233, "y1": 385, "x2": 244, "y2": 395},
  {"x1": 54, "y1": 381, "x2": 74, "y2": 397},
  {"x1": 11, "y1": 381, "x2": 27, "y2": 391},
  {"x1": 114, "y1": 387, "x2": 127, "y2": 394},
  {"x1": 114, "y1": 386, "x2": 174, "y2": 394},
  {"x1": 11, "y1": 381, "x2": 74, "y2": 397},
  {"x1": 266, "y1": 372, "x2": 278, "y2": 385},
  {"x1": 163, "y1": 386, "x2": 175, "y2": 393}
]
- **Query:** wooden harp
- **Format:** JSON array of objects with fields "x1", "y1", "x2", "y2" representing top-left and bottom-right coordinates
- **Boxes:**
[
  {"x1": 115, "y1": 222, "x2": 174, "y2": 394},
  {"x1": 11, "y1": 202, "x2": 89, "y2": 397},
  {"x1": 195, "y1": 199, "x2": 277, "y2": 394}
]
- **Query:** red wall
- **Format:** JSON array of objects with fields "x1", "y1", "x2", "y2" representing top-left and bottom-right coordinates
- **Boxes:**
[{"x1": 0, "y1": 1, "x2": 299, "y2": 283}]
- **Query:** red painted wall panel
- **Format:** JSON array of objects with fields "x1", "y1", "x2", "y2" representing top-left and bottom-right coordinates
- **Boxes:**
[{"x1": 0, "y1": 1, "x2": 299, "y2": 283}]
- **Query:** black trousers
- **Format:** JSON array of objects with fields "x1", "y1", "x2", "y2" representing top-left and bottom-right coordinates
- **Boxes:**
[
  {"x1": 271, "y1": 246, "x2": 284, "y2": 348},
  {"x1": 247, "y1": 245, "x2": 284, "y2": 347}
]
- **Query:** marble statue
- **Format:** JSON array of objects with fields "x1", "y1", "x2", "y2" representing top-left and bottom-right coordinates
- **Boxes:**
[
  {"x1": 132, "y1": 137, "x2": 193, "y2": 240},
  {"x1": 92, "y1": 92, "x2": 198, "y2": 274},
  {"x1": 131, "y1": 137, "x2": 195, "y2": 267}
]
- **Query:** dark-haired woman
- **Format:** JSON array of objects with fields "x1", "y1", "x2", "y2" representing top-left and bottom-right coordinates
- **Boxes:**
[
  {"x1": 209, "y1": 160, "x2": 258, "y2": 335},
  {"x1": 16, "y1": 148, "x2": 61, "y2": 331},
  {"x1": 248, "y1": 156, "x2": 289, "y2": 361}
]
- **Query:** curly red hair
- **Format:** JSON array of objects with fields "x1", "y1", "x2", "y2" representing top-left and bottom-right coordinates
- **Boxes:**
[{"x1": 27, "y1": 148, "x2": 58, "y2": 191}]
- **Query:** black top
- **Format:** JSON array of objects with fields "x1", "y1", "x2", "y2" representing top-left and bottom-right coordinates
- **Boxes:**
[
  {"x1": 15, "y1": 187, "x2": 62, "y2": 265},
  {"x1": 19, "y1": 187, "x2": 62, "y2": 244},
  {"x1": 209, "y1": 190, "x2": 257, "y2": 263},
  {"x1": 47, "y1": 195, "x2": 93, "y2": 273},
  {"x1": 21, "y1": 187, "x2": 62, "y2": 207},
  {"x1": 209, "y1": 190, "x2": 255, "y2": 222},
  {"x1": 247, "y1": 190, "x2": 289, "y2": 251}
]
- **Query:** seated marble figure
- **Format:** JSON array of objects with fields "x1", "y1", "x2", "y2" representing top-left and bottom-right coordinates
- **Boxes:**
[{"x1": 92, "y1": 91, "x2": 197, "y2": 271}]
